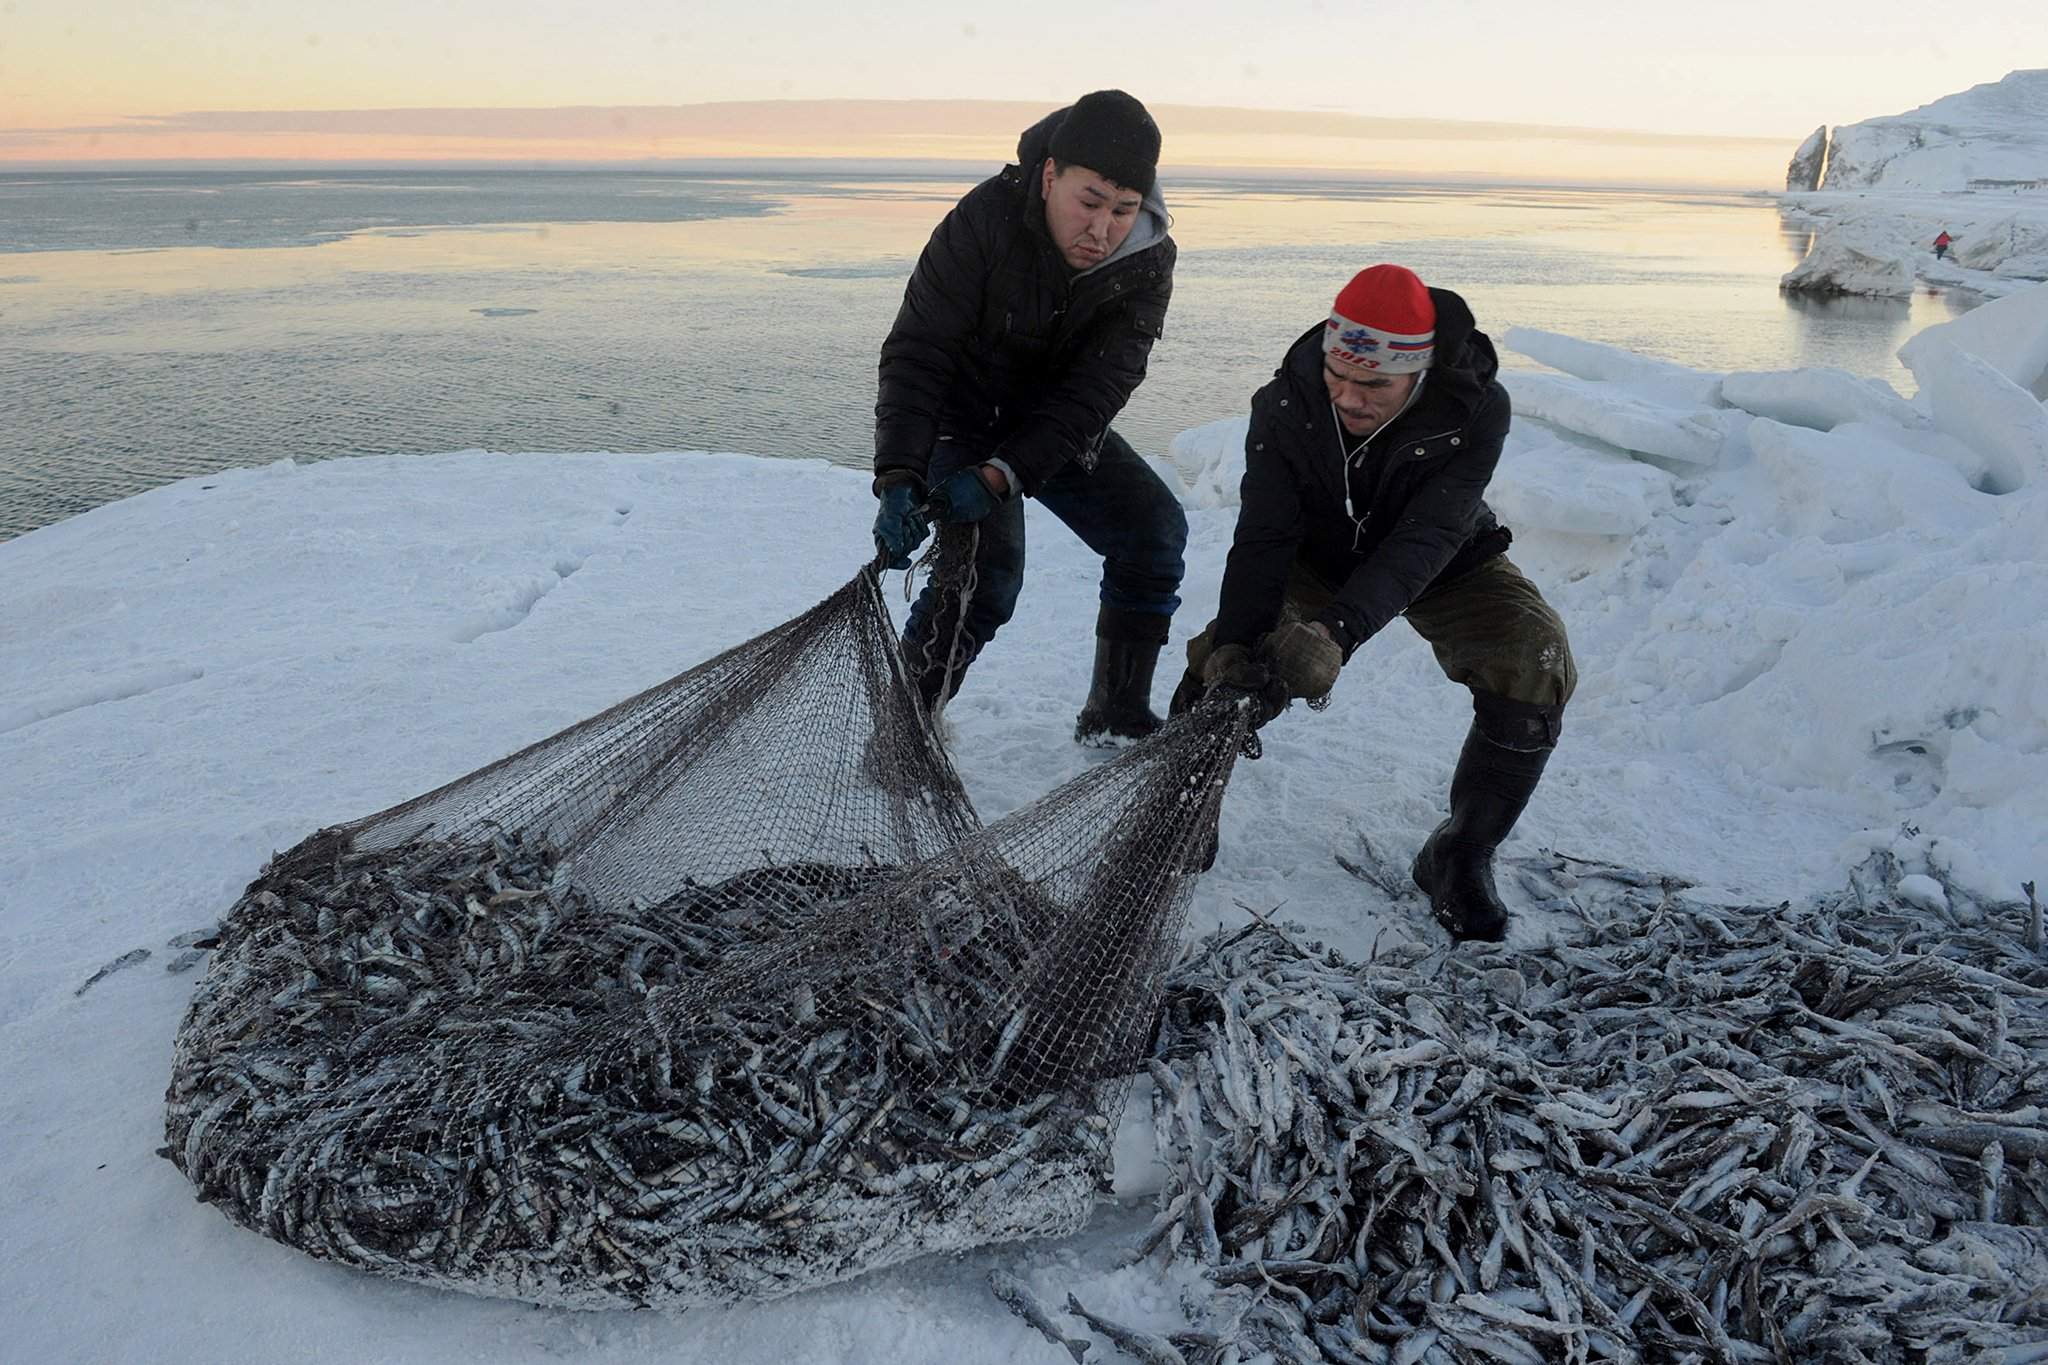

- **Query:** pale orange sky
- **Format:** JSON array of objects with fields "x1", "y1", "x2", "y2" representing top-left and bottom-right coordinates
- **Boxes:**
[
  {"x1": 2, "y1": 102, "x2": 1798, "y2": 188},
  {"x1": 4, "y1": 1, "x2": 2034, "y2": 186}
]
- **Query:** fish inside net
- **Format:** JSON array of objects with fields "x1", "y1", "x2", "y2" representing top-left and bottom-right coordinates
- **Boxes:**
[{"x1": 163, "y1": 562, "x2": 1250, "y2": 1308}]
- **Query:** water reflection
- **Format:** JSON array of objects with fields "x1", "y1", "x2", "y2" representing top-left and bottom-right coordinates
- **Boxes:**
[{"x1": 1779, "y1": 291, "x2": 1913, "y2": 324}]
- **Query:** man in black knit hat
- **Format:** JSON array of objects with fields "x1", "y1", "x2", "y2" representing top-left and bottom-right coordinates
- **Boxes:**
[{"x1": 870, "y1": 90, "x2": 1186, "y2": 747}]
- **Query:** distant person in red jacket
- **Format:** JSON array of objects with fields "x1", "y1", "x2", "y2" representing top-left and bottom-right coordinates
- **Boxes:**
[{"x1": 1934, "y1": 230, "x2": 1954, "y2": 261}]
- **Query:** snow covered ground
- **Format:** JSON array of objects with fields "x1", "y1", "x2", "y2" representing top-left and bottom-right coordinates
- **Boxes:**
[{"x1": 4, "y1": 288, "x2": 2047, "y2": 1361}]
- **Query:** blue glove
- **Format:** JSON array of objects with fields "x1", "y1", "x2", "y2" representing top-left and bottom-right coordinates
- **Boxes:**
[
  {"x1": 925, "y1": 466, "x2": 1002, "y2": 525},
  {"x1": 873, "y1": 483, "x2": 929, "y2": 569}
]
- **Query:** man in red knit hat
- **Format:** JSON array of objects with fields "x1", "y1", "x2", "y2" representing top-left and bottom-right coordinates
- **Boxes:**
[{"x1": 1172, "y1": 264, "x2": 1576, "y2": 944}]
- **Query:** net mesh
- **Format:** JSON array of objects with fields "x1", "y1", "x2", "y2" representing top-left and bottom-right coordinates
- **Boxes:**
[{"x1": 164, "y1": 566, "x2": 1246, "y2": 1308}]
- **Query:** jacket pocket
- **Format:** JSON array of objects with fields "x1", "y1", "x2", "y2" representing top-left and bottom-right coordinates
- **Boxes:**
[{"x1": 1394, "y1": 427, "x2": 1468, "y2": 463}]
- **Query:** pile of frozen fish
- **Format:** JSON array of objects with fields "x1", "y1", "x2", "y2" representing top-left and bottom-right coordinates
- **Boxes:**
[
  {"x1": 1121, "y1": 852, "x2": 2048, "y2": 1364},
  {"x1": 163, "y1": 832, "x2": 1110, "y2": 1308}
]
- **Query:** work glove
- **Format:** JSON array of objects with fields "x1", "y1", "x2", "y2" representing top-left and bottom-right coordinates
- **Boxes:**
[
  {"x1": 1200, "y1": 643, "x2": 1289, "y2": 730},
  {"x1": 924, "y1": 466, "x2": 1002, "y2": 525},
  {"x1": 872, "y1": 475, "x2": 929, "y2": 570},
  {"x1": 1258, "y1": 621, "x2": 1343, "y2": 701}
]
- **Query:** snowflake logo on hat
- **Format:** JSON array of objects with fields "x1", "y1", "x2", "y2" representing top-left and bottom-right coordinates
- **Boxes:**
[{"x1": 1323, "y1": 265, "x2": 1438, "y2": 375}]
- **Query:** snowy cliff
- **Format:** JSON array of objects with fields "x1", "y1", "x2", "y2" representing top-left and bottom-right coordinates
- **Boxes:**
[{"x1": 1817, "y1": 68, "x2": 2048, "y2": 192}]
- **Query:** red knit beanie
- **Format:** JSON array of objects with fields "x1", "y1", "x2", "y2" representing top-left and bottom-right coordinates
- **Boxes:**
[{"x1": 1323, "y1": 265, "x2": 1436, "y2": 373}]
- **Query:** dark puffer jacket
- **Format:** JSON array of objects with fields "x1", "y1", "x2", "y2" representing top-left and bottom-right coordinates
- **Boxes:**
[
  {"x1": 1212, "y1": 288, "x2": 1512, "y2": 658},
  {"x1": 873, "y1": 108, "x2": 1175, "y2": 497}
]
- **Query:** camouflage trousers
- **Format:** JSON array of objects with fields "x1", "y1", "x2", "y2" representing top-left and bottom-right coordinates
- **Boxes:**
[{"x1": 1183, "y1": 555, "x2": 1576, "y2": 748}]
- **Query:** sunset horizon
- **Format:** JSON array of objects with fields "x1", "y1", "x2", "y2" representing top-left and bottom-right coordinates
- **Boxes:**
[{"x1": 2, "y1": 96, "x2": 1805, "y2": 189}]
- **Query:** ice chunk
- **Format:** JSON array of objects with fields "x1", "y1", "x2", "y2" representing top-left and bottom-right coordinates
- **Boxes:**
[
  {"x1": 1897, "y1": 280, "x2": 2048, "y2": 399},
  {"x1": 1832, "y1": 420, "x2": 1991, "y2": 491},
  {"x1": 1901, "y1": 338, "x2": 2048, "y2": 493},
  {"x1": 1168, "y1": 415, "x2": 1249, "y2": 510},
  {"x1": 1780, "y1": 232, "x2": 1913, "y2": 298},
  {"x1": 1502, "y1": 372, "x2": 1727, "y2": 466},
  {"x1": 1488, "y1": 439, "x2": 1669, "y2": 537},
  {"x1": 1894, "y1": 874, "x2": 1948, "y2": 912},
  {"x1": 1721, "y1": 367, "x2": 1921, "y2": 432},
  {"x1": 1745, "y1": 418, "x2": 1990, "y2": 543},
  {"x1": 1502, "y1": 327, "x2": 1722, "y2": 407}
]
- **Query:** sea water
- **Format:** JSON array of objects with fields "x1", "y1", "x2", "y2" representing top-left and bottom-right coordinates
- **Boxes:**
[{"x1": 0, "y1": 168, "x2": 1973, "y2": 540}]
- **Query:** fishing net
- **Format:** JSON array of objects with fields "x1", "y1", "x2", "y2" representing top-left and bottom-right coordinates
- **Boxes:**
[{"x1": 163, "y1": 563, "x2": 1249, "y2": 1308}]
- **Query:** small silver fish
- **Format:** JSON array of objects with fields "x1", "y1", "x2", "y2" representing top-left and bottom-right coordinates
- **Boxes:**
[
  {"x1": 987, "y1": 1270, "x2": 1090, "y2": 1363},
  {"x1": 75, "y1": 947, "x2": 150, "y2": 996},
  {"x1": 1066, "y1": 1294, "x2": 1187, "y2": 1365}
]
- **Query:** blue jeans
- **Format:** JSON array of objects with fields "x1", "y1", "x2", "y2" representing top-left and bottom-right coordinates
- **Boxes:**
[{"x1": 904, "y1": 428, "x2": 1187, "y2": 656}]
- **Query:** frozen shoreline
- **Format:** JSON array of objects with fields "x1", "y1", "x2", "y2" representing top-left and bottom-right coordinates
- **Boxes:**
[
  {"x1": 1779, "y1": 188, "x2": 2048, "y2": 300},
  {"x1": 4, "y1": 293, "x2": 2046, "y2": 1360}
]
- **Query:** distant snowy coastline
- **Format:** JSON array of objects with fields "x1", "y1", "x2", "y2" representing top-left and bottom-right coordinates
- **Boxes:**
[{"x1": 1779, "y1": 69, "x2": 2048, "y2": 298}]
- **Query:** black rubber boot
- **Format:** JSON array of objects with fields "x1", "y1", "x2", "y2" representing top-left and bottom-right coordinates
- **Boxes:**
[
  {"x1": 1074, "y1": 606, "x2": 1171, "y2": 747},
  {"x1": 1411, "y1": 724, "x2": 1553, "y2": 943}
]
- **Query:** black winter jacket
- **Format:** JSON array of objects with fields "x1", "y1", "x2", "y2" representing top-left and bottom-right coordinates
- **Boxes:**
[
  {"x1": 873, "y1": 109, "x2": 1175, "y2": 497},
  {"x1": 1212, "y1": 288, "x2": 1511, "y2": 659}
]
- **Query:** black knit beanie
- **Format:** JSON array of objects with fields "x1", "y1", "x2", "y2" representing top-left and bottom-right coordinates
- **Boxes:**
[{"x1": 1047, "y1": 90, "x2": 1160, "y2": 196}]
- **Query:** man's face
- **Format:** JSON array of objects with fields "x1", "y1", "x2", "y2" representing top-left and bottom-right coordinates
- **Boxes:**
[
  {"x1": 1041, "y1": 160, "x2": 1142, "y2": 271},
  {"x1": 1324, "y1": 355, "x2": 1420, "y2": 437}
]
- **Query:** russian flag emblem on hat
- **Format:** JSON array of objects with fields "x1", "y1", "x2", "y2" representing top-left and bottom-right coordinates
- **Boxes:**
[{"x1": 1324, "y1": 265, "x2": 1436, "y2": 373}]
